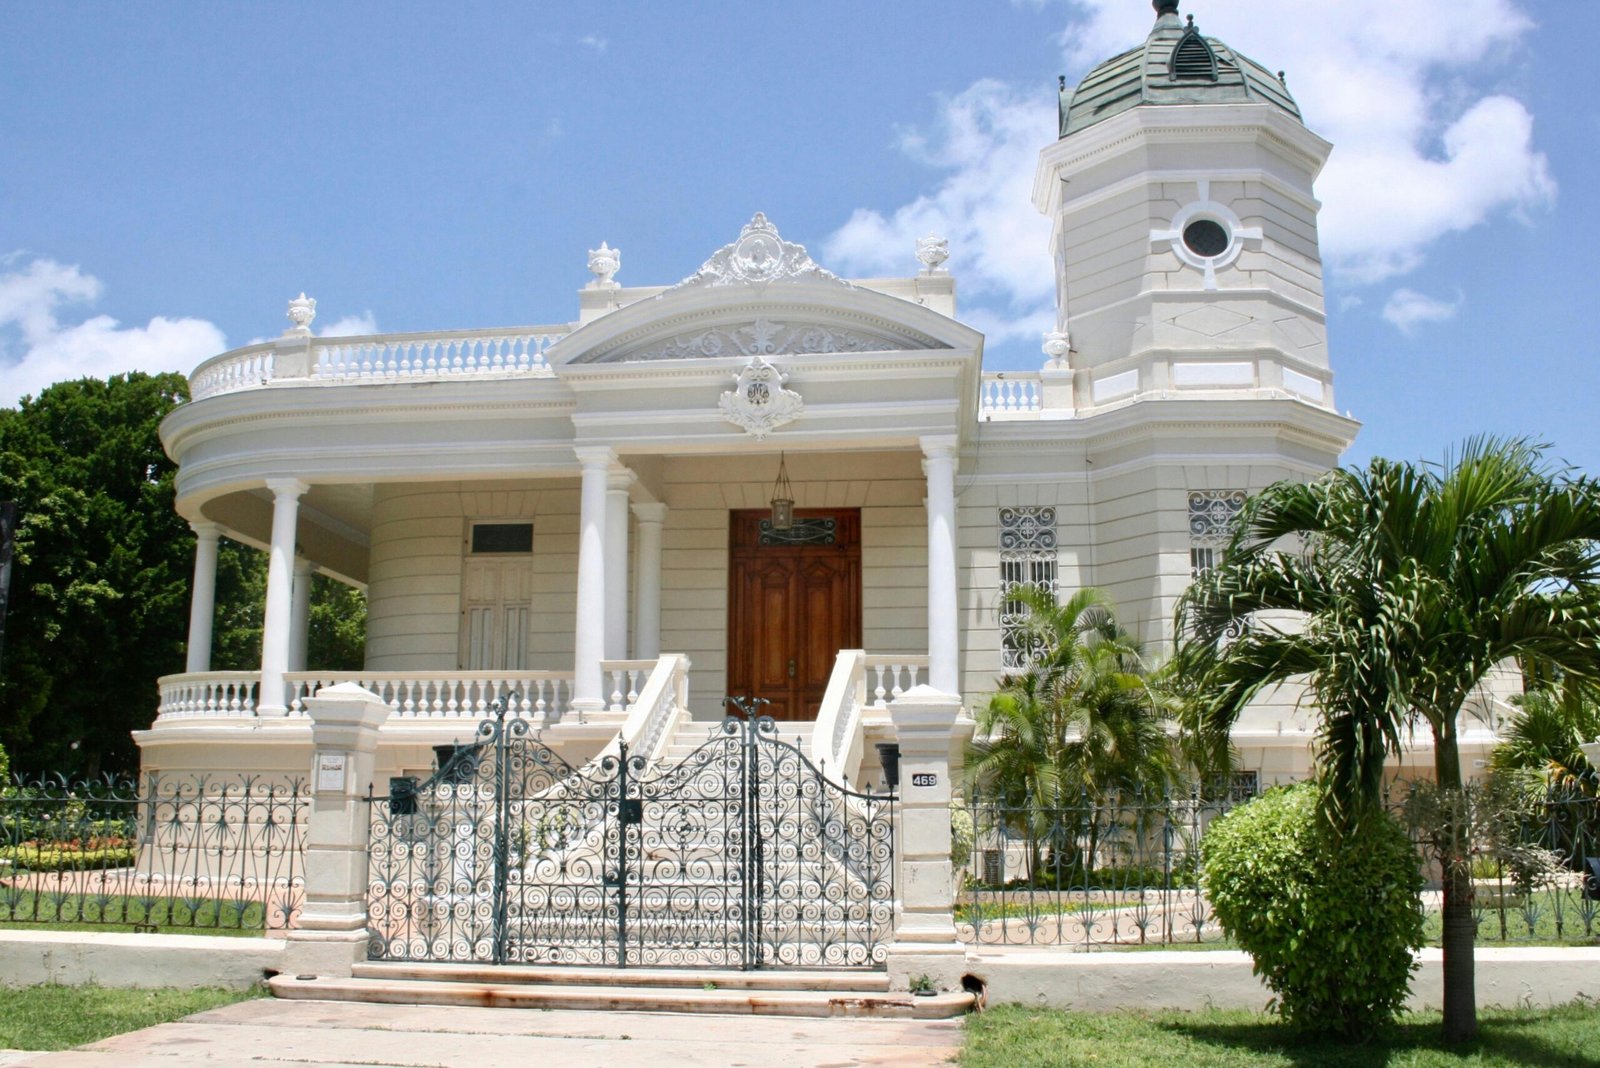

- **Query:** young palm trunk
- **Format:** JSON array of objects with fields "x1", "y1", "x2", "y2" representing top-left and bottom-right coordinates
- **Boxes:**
[{"x1": 1434, "y1": 725, "x2": 1478, "y2": 1043}]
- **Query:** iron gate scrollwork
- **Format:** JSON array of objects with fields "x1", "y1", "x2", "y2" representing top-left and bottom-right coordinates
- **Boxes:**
[{"x1": 366, "y1": 700, "x2": 896, "y2": 969}]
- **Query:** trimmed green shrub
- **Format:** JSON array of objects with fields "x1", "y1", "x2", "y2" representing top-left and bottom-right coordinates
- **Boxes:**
[
  {"x1": 1202, "y1": 784, "x2": 1425, "y2": 1036},
  {"x1": 0, "y1": 842, "x2": 137, "y2": 872}
]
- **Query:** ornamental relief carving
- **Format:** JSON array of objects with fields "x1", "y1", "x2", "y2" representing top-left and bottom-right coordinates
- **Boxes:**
[
  {"x1": 719, "y1": 354, "x2": 803, "y2": 438},
  {"x1": 674, "y1": 212, "x2": 848, "y2": 290},
  {"x1": 625, "y1": 317, "x2": 925, "y2": 362}
]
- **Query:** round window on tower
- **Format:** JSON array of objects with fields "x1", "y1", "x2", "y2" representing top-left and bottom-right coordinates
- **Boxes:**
[{"x1": 1182, "y1": 218, "x2": 1231, "y2": 259}]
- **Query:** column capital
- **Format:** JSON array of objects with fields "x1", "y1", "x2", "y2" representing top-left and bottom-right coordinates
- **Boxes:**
[
  {"x1": 573, "y1": 445, "x2": 618, "y2": 470},
  {"x1": 266, "y1": 478, "x2": 309, "y2": 500},
  {"x1": 631, "y1": 501, "x2": 669, "y2": 523},
  {"x1": 919, "y1": 435, "x2": 959, "y2": 462},
  {"x1": 606, "y1": 467, "x2": 637, "y2": 493},
  {"x1": 189, "y1": 520, "x2": 222, "y2": 540},
  {"x1": 293, "y1": 556, "x2": 314, "y2": 576}
]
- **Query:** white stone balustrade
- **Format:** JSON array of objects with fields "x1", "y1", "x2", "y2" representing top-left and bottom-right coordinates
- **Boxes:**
[
  {"x1": 866, "y1": 655, "x2": 928, "y2": 709},
  {"x1": 283, "y1": 672, "x2": 572, "y2": 723},
  {"x1": 813, "y1": 652, "x2": 929, "y2": 786},
  {"x1": 979, "y1": 373, "x2": 1042, "y2": 418},
  {"x1": 602, "y1": 660, "x2": 653, "y2": 713},
  {"x1": 603, "y1": 655, "x2": 691, "y2": 767},
  {"x1": 189, "y1": 345, "x2": 276, "y2": 401},
  {"x1": 313, "y1": 329, "x2": 563, "y2": 382},
  {"x1": 157, "y1": 672, "x2": 260, "y2": 718},
  {"x1": 186, "y1": 327, "x2": 570, "y2": 401}
]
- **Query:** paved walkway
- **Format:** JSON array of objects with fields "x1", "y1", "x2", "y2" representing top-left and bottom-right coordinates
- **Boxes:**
[{"x1": 0, "y1": 997, "x2": 966, "y2": 1067}]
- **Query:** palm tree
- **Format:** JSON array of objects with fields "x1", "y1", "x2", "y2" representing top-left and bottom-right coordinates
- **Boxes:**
[
  {"x1": 969, "y1": 587, "x2": 1181, "y2": 880},
  {"x1": 1175, "y1": 438, "x2": 1600, "y2": 1043},
  {"x1": 1490, "y1": 686, "x2": 1599, "y2": 795}
]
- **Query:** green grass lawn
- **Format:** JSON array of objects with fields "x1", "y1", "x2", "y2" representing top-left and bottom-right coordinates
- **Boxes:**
[
  {"x1": 0, "y1": 889, "x2": 279, "y2": 936},
  {"x1": 0, "y1": 984, "x2": 263, "y2": 1051},
  {"x1": 964, "y1": 1003, "x2": 1600, "y2": 1067}
]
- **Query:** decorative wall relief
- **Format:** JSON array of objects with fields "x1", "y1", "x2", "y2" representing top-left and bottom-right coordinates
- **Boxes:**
[
  {"x1": 676, "y1": 213, "x2": 848, "y2": 289},
  {"x1": 719, "y1": 354, "x2": 803, "y2": 438}
]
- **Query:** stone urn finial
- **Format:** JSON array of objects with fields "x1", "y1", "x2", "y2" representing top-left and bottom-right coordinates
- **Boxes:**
[
  {"x1": 588, "y1": 242, "x2": 621, "y2": 288},
  {"x1": 285, "y1": 293, "x2": 316, "y2": 336},
  {"x1": 1042, "y1": 330, "x2": 1072, "y2": 369},
  {"x1": 916, "y1": 234, "x2": 950, "y2": 275}
]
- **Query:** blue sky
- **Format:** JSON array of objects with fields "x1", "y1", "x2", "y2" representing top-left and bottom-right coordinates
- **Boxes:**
[{"x1": 2, "y1": 1, "x2": 1595, "y2": 472}]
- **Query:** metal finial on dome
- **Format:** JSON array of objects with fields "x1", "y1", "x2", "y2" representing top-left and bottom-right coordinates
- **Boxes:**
[{"x1": 1154, "y1": 0, "x2": 1180, "y2": 15}]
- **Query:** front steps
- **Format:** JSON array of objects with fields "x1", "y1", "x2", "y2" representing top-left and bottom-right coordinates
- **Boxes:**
[{"x1": 269, "y1": 962, "x2": 973, "y2": 1019}]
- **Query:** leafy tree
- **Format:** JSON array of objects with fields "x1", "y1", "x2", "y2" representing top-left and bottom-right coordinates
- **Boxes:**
[
  {"x1": 968, "y1": 587, "x2": 1181, "y2": 878},
  {"x1": 0, "y1": 374, "x2": 367, "y2": 777},
  {"x1": 1176, "y1": 438, "x2": 1600, "y2": 1043},
  {"x1": 0, "y1": 374, "x2": 194, "y2": 775}
]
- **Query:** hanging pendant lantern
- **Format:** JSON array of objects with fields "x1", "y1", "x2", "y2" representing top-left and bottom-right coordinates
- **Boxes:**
[{"x1": 769, "y1": 452, "x2": 795, "y2": 531}]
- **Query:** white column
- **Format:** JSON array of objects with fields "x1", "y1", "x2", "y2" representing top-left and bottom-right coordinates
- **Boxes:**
[
  {"x1": 288, "y1": 557, "x2": 313, "y2": 673},
  {"x1": 604, "y1": 468, "x2": 635, "y2": 660},
  {"x1": 571, "y1": 447, "x2": 614, "y2": 714},
  {"x1": 184, "y1": 522, "x2": 222, "y2": 673},
  {"x1": 259, "y1": 478, "x2": 307, "y2": 716},
  {"x1": 631, "y1": 502, "x2": 668, "y2": 660},
  {"x1": 922, "y1": 437, "x2": 960, "y2": 695}
]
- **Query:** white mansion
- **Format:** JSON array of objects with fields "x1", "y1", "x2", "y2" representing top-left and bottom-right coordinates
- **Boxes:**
[{"x1": 139, "y1": 1, "x2": 1507, "y2": 793}]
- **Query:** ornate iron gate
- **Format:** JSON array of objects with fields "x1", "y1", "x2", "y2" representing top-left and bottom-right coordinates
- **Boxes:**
[{"x1": 366, "y1": 702, "x2": 895, "y2": 969}]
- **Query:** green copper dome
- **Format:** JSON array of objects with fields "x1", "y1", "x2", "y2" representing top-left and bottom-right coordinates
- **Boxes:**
[{"x1": 1060, "y1": 2, "x2": 1301, "y2": 138}]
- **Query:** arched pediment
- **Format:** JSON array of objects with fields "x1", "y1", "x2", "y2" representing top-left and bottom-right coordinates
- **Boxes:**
[
  {"x1": 569, "y1": 304, "x2": 956, "y2": 365},
  {"x1": 548, "y1": 214, "x2": 978, "y2": 367}
]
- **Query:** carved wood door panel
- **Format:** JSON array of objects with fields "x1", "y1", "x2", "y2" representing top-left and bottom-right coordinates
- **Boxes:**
[{"x1": 727, "y1": 509, "x2": 861, "y2": 721}]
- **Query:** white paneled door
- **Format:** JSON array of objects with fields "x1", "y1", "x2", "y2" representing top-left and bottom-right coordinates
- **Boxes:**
[{"x1": 461, "y1": 558, "x2": 533, "y2": 670}]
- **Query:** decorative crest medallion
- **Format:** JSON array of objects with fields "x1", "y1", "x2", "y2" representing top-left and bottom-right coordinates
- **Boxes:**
[
  {"x1": 676, "y1": 213, "x2": 847, "y2": 290},
  {"x1": 719, "y1": 354, "x2": 803, "y2": 438}
]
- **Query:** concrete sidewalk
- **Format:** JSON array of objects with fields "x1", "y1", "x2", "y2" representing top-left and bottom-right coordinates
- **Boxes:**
[{"x1": 0, "y1": 997, "x2": 966, "y2": 1067}]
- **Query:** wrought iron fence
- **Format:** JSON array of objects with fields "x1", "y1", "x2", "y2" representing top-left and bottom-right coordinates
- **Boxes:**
[
  {"x1": 958, "y1": 790, "x2": 1236, "y2": 948},
  {"x1": 958, "y1": 785, "x2": 1600, "y2": 949},
  {"x1": 0, "y1": 773, "x2": 309, "y2": 933}
]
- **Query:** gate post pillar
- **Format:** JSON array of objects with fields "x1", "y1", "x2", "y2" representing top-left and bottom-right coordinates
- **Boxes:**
[
  {"x1": 886, "y1": 685, "x2": 974, "y2": 994},
  {"x1": 283, "y1": 683, "x2": 390, "y2": 978}
]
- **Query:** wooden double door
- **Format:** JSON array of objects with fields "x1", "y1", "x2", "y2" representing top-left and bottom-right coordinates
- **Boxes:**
[{"x1": 727, "y1": 509, "x2": 861, "y2": 721}]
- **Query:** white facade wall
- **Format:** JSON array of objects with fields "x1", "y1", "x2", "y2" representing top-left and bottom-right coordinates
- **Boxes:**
[{"x1": 365, "y1": 480, "x2": 580, "y2": 672}]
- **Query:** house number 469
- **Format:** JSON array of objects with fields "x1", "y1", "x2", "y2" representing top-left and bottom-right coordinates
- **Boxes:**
[{"x1": 910, "y1": 772, "x2": 937, "y2": 788}]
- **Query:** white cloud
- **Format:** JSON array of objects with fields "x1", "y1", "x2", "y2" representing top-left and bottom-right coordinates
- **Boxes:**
[
  {"x1": 1382, "y1": 288, "x2": 1462, "y2": 334},
  {"x1": 0, "y1": 256, "x2": 225, "y2": 407},
  {"x1": 827, "y1": 0, "x2": 1552, "y2": 347},
  {"x1": 578, "y1": 35, "x2": 609, "y2": 54},
  {"x1": 319, "y1": 311, "x2": 379, "y2": 337},
  {"x1": 1056, "y1": 0, "x2": 1553, "y2": 284},
  {"x1": 823, "y1": 80, "x2": 1055, "y2": 318}
]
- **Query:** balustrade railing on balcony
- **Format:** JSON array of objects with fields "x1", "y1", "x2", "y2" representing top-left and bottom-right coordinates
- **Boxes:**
[
  {"x1": 157, "y1": 672, "x2": 260, "y2": 718},
  {"x1": 285, "y1": 672, "x2": 572, "y2": 723},
  {"x1": 312, "y1": 328, "x2": 565, "y2": 383},
  {"x1": 979, "y1": 373, "x2": 1042, "y2": 418},
  {"x1": 188, "y1": 345, "x2": 276, "y2": 401},
  {"x1": 155, "y1": 671, "x2": 573, "y2": 724},
  {"x1": 186, "y1": 326, "x2": 571, "y2": 401}
]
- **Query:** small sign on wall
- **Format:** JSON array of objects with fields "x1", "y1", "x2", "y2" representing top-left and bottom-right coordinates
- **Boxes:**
[
  {"x1": 316, "y1": 752, "x2": 347, "y2": 792},
  {"x1": 911, "y1": 772, "x2": 937, "y2": 788}
]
